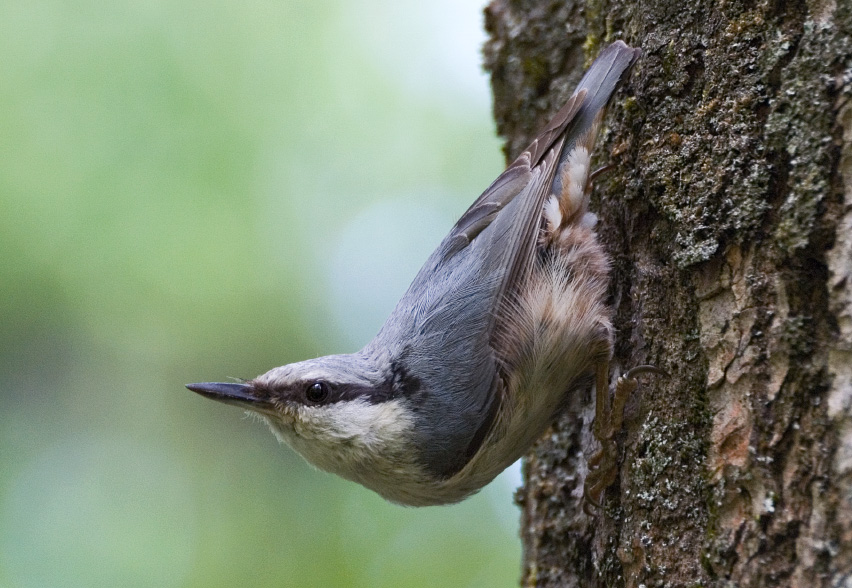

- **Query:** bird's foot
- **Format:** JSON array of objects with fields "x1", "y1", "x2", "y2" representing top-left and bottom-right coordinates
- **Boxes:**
[{"x1": 583, "y1": 364, "x2": 667, "y2": 515}]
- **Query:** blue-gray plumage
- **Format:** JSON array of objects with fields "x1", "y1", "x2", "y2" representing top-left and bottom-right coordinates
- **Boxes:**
[{"x1": 188, "y1": 41, "x2": 643, "y2": 507}]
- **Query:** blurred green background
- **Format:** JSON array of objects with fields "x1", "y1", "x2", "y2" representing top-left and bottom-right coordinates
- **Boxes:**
[{"x1": 0, "y1": 0, "x2": 521, "y2": 586}]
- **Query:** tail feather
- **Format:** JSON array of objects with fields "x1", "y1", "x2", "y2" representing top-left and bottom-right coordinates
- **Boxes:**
[{"x1": 549, "y1": 41, "x2": 640, "y2": 212}]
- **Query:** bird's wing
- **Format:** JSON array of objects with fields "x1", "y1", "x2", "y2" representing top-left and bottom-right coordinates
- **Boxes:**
[
  {"x1": 437, "y1": 89, "x2": 587, "y2": 262},
  {"x1": 438, "y1": 41, "x2": 641, "y2": 318}
]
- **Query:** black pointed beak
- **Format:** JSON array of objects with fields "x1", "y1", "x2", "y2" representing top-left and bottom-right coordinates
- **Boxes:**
[{"x1": 186, "y1": 381, "x2": 270, "y2": 410}]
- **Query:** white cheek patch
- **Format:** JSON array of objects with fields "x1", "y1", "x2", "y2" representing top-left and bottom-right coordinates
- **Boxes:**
[
  {"x1": 267, "y1": 399, "x2": 415, "y2": 476},
  {"x1": 307, "y1": 399, "x2": 413, "y2": 446}
]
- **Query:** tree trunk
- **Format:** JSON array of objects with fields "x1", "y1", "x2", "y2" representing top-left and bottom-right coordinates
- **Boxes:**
[{"x1": 483, "y1": 1, "x2": 852, "y2": 586}]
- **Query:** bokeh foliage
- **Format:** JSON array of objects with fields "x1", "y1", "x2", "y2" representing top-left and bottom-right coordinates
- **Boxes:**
[{"x1": 0, "y1": 1, "x2": 520, "y2": 586}]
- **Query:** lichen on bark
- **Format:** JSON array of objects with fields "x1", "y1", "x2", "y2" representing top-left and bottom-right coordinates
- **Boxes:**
[{"x1": 483, "y1": 0, "x2": 852, "y2": 586}]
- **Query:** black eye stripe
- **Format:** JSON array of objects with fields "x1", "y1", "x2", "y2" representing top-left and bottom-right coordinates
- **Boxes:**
[{"x1": 296, "y1": 373, "x2": 409, "y2": 407}]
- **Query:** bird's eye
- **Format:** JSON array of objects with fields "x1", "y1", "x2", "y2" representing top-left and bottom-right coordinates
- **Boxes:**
[{"x1": 305, "y1": 381, "x2": 331, "y2": 404}]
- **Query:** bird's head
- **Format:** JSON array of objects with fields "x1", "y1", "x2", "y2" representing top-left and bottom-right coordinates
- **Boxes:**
[{"x1": 187, "y1": 354, "x2": 427, "y2": 498}]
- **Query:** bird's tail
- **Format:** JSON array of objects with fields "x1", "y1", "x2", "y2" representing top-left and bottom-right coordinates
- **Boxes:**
[{"x1": 543, "y1": 41, "x2": 640, "y2": 237}]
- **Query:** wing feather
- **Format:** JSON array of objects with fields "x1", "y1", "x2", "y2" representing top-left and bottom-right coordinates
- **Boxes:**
[{"x1": 440, "y1": 90, "x2": 586, "y2": 262}]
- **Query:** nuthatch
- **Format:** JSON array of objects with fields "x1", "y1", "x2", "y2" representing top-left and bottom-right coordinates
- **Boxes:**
[{"x1": 189, "y1": 41, "x2": 652, "y2": 508}]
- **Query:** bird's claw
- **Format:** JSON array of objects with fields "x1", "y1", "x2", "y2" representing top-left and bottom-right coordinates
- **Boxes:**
[{"x1": 583, "y1": 362, "x2": 667, "y2": 514}]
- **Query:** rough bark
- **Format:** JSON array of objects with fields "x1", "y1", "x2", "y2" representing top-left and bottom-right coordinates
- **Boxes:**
[{"x1": 482, "y1": 1, "x2": 852, "y2": 586}]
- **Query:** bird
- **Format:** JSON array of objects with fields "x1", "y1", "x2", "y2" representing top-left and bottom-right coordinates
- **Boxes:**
[{"x1": 188, "y1": 41, "x2": 651, "y2": 508}]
